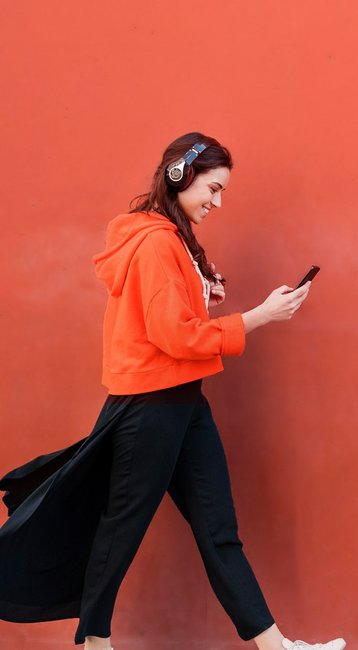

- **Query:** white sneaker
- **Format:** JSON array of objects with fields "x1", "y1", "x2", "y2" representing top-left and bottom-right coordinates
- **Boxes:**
[{"x1": 282, "y1": 637, "x2": 346, "y2": 650}]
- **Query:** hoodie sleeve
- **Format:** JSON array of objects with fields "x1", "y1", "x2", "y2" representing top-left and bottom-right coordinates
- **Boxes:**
[{"x1": 145, "y1": 279, "x2": 246, "y2": 360}]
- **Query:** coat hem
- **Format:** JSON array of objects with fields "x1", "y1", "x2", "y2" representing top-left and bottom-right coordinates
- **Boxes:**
[
  {"x1": 102, "y1": 358, "x2": 224, "y2": 394},
  {"x1": 0, "y1": 598, "x2": 80, "y2": 622}
]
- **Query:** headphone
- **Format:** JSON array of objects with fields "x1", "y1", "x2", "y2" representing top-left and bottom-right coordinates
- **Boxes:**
[{"x1": 165, "y1": 143, "x2": 207, "y2": 190}]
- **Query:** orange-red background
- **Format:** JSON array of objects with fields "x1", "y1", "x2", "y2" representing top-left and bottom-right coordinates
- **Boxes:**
[{"x1": 1, "y1": 1, "x2": 357, "y2": 648}]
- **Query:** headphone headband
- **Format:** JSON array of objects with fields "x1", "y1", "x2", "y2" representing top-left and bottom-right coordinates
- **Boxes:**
[{"x1": 182, "y1": 143, "x2": 207, "y2": 165}]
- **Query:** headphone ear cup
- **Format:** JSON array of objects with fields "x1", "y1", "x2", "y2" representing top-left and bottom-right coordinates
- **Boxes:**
[{"x1": 180, "y1": 165, "x2": 195, "y2": 191}]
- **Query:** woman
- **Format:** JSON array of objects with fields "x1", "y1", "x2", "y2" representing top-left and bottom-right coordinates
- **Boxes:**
[{"x1": 0, "y1": 132, "x2": 346, "y2": 650}]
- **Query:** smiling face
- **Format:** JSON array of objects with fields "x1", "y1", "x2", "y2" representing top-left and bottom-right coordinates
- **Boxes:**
[{"x1": 177, "y1": 166, "x2": 230, "y2": 225}]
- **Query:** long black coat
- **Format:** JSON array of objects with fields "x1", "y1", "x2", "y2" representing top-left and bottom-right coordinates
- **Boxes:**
[{"x1": 0, "y1": 401, "x2": 114, "y2": 623}]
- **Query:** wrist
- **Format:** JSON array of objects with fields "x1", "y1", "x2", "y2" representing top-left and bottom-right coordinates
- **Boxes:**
[
  {"x1": 241, "y1": 304, "x2": 270, "y2": 333},
  {"x1": 256, "y1": 303, "x2": 271, "y2": 326}
]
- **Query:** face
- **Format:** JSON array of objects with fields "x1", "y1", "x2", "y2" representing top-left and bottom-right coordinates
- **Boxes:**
[{"x1": 177, "y1": 166, "x2": 230, "y2": 225}]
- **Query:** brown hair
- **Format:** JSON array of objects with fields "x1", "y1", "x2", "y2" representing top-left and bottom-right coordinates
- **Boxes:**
[{"x1": 129, "y1": 132, "x2": 233, "y2": 285}]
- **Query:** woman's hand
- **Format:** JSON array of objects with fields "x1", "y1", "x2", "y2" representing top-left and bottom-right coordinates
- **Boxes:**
[
  {"x1": 260, "y1": 282, "x2": 311, "y2": 322},
  {"x1": 241, "y1": 281, "x2": 312, "y2": 333},
  {"x1": 208, "y1": 262, "x2": 226, "y2": 307}
]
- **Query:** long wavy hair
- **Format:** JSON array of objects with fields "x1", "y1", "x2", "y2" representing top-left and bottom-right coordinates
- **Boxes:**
[{"x1": 129, "y1": 132, "x2": 233, "y2": 285}]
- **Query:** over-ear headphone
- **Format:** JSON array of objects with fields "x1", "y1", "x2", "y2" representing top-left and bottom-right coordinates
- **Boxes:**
[{"x1": 165, "y1": 143, "x2": 207, "y2": 190}]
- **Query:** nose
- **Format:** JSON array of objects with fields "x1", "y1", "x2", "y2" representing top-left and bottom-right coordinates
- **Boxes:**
[{"x1": 211, "y1": 192, "x2": 222, "y2": 208}]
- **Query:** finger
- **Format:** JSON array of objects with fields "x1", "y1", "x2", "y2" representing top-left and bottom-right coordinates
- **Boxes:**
[
  {"x1": 291, "y1": 293, "x2": 308, "y2": 309},
  {"x1": 290, "y1": 281, "x2": 312, "y2": 297},
  {"x1": 290, "y1": 301, "x2": 302, "y2": 310},
  {"x1": 291, "y1": 303, "x2": 303, "y2": 314}
]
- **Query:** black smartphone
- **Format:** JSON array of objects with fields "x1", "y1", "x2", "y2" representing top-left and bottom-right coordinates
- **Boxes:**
[{"x1": 293, "y1": 265, "x2": 320, "y2": 290}]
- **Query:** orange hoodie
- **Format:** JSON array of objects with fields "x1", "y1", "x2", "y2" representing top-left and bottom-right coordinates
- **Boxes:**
[{"x1": 93, "y1": 211, "x2": 246, "y2": 394}]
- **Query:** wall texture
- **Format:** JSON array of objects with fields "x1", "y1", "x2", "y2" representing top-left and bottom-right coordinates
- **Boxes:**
[{"x1": 1, "y1": 1, "x2": 357, "y2": 648}]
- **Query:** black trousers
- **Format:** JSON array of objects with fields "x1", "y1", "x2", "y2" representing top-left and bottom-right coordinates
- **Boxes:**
[{"x1": 74, "y1": 379, "x2": 275, "y2": 644}]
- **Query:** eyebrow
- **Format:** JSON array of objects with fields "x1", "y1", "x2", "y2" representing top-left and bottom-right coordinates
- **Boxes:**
[{"x1": 211, "y1": 182, "x2": 226, "y2": 191}]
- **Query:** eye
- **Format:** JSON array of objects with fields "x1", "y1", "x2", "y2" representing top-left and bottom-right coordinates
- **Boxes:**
[{"x1": 209, "y1": 186, "x2": 217, "y2": 194}]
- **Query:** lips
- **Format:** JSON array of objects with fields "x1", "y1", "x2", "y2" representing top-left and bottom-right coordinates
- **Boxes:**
[{"x1": 202, "y1": 206, "x2": 210, "y2": 215}]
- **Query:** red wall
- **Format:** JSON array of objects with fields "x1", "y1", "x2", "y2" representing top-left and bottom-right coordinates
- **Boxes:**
[{"x1": 1, "y1": 1, "x2": 357, "y2": 648}]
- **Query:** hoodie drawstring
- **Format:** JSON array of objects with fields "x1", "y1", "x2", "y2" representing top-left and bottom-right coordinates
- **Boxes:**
[{"x1": 179, "y1": 237, "x2": 211, "y2": 312}]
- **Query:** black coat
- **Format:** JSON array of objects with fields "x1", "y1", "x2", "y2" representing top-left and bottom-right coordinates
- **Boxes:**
[{"x1": 0, "y1": 401, "x2": 114, "y2": 623}]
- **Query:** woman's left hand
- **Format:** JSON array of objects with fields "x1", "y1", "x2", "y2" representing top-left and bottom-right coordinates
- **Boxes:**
[{"x1": 208, "y1": 262, "x2": 226, "y2": 307}]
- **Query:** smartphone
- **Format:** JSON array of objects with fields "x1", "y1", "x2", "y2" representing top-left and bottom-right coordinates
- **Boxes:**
[{"x1": 293, "y1": 265, "x2": 320, "y2": 290}]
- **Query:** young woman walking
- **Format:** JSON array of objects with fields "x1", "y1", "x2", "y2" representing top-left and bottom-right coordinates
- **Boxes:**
[{"x1": 0, "y1": 132, "x2": 346, "y2": 650}]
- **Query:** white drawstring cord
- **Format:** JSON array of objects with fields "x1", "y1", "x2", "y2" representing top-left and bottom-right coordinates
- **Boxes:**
[{"x1": 179, "y1": 237, "x2": 211, "y2": 311}]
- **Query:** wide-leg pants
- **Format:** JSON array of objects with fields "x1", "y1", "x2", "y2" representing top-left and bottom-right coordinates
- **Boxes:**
[{"x1": 74, "y1": 379, "x2": 275, "y2": 644}]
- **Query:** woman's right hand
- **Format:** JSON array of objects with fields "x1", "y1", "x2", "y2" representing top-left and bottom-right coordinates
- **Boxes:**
[{"x1": 260, "y1": 281, "x2": 311, "y2": 323}]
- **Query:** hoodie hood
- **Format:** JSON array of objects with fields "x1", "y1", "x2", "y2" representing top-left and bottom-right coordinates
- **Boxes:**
[{"x1": 92, "y1": 211, "x2": 178, "y2": 296}]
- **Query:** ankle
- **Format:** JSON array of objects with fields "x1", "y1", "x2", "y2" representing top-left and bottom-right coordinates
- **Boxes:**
[
  {"x1": 84, "y1": 635, "x2": 112, "y2": 650},
  {"x1": 253, "y1": 623, "x2": 285, "y2": 650}
]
